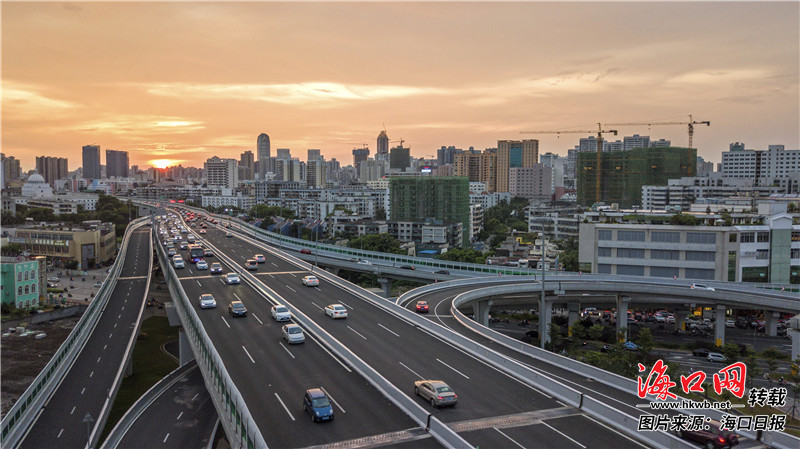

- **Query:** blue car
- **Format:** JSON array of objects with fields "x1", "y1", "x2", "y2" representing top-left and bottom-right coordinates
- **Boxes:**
[
  {"x1": 623, "y1": 341, "x2": 639, "y2": 351},
  {"x1": 303, "y1": 388, "x2": 334, "y2": 422}
]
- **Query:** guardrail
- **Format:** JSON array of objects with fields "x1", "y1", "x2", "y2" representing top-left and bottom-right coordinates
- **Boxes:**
[
  {"x1": 0, "y1": 217, "x2": 149, "y2": 447},
  {"x1": 153, "y1": 228, "x2": 267, "y2": 449}
]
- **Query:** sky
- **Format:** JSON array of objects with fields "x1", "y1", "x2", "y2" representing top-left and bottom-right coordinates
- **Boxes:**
[{"x1": 2, "y1": 1, "x2": 798, "y2": 171}]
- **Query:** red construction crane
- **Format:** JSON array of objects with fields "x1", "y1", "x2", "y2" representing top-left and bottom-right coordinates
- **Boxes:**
[{"x1": 605, "y1": 115, "x2": 710, "y2": 149}]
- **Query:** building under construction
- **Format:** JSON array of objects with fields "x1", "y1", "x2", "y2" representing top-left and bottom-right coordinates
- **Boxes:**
[{"x1": 577, "y1": 147, "x2": 697, "y2": 208}]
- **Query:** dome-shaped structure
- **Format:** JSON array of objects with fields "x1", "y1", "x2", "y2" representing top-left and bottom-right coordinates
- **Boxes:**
[
  {"x1": 27, "y1": 173, "x2": 45, "y2": 183},
  {"x1": 21, "y1": 172, "x2": 54, "y2": 198}
]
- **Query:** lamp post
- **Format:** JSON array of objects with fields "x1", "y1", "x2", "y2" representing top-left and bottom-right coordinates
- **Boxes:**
[{"x1": 540, "y1": 231, "x2": 547, "y2": 349}]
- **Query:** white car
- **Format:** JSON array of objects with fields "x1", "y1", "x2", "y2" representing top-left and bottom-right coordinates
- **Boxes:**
[
  {"x1": 173, "y1": 257, "x2": 185, "y2": 269},
  {"x1": 707, "y1": 352, "x2": 726, "y2": 363},
  {"x1": 199, "y1": 293, "x2": 217, "y2": 309},
  {"x1": 357, "y1": 259, "x2": 372, "y2": 265},
  {"x1": 271, "y1": 305, "x2": 291, "y2": 322},
  {"x1": 225, "y1": 273, "x2": 240, "y2": 284},
  {"x1": 196, "y1": 260, "x2": 209, "y2": 270},
  {"x1": 302, "y1": 275, "x2": 319, "y2": 287},
  {"x1": 325, "y1": 304, "x2": 348, "y2": 319},
  {"x1": 691, "y1": 283, "x2": 715, "y2": 291},
  {"x1": 282, "y1": 324, "x2": 305, "y2": 344},
  {"x1": 725, "y1": 319, "x2": 736, "y2": 328}
]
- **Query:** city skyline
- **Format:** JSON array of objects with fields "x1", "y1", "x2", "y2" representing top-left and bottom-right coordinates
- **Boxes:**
[{"x1": 2, "y1": 2, "x2": 798, "y2": 171}]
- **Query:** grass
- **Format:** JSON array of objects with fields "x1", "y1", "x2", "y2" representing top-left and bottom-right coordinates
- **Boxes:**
[{"x1": 99, "y1": 316, "x2": 178, "y2": 442}]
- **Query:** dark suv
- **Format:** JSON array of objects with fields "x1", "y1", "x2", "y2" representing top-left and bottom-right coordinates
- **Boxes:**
[{"x1": 677, "y1": 420, "x2": 739, "y2": 449}]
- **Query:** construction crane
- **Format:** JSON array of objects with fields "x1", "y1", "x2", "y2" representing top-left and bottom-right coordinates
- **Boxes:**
[
  {"x1": 605, "y1": 115, "x2": 710, "y2": 149},
  {"x1": 389, "y1": 138, "x2": 405, "y2": 147},
  {"x1": 521, "y1": 123, "x2": 618, "y2": 204}
]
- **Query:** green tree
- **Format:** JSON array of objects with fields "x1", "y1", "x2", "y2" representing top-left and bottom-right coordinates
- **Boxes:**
[
  {"x1": 348, "y1": 234, "x2": 405, "y2": 255},
  {"x1": 554, "y1": 237, "x2": 579, "y2": 272},
  {"x1": 721, "y1": 342, "x2": 740, "y2": 363},
  {"x1": 548, "y1": 322, "x2": 563, "y2": 351},
  {"x1": 635, "y1": 327, "x2": 655, "y2": 359},
  {"x1": 669, "y1": 213, "x2": 700, "y2": 226},
  {"x1": 1, "y1": 243, "x2": 22, "y2": 256},
  {"x1": 437, "y1": 247, "x2": 487, "y2": 264},
  {"x1": 569, "y1": 323, "x2": 587, "y2": 340},
  {"x1": 587, "y1": 324, "x2": 604, "y2": 341},
  {"x1": 375, "y1": 208, "x2": 386, "y2": 220}
]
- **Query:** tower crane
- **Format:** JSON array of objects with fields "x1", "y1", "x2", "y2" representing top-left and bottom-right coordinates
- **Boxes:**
[
  {"x1": 521, "y1": 123, "x2": 617, "y2": 204},
  {"x1": 389, "y1": 138, "x2": 405, "y2": 147},
  {"x1": 605, "y1": 115, "x2": 710, "y2": 149}
]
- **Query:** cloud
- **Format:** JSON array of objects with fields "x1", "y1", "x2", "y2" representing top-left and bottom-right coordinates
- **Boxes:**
[
  {"x1": 665, "y1": 69, "x2": 769, "y2": 85},
  {"x1": 2, "y1": 82, "x2": 81, "y2": 119},
  {"x1": 73, "y1": 115, "x2": 205, "y2": 135}
]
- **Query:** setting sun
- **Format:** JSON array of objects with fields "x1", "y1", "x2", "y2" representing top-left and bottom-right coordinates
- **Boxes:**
[{"x1": 149, "y1": 159, "x2": 180, "y2": 169}]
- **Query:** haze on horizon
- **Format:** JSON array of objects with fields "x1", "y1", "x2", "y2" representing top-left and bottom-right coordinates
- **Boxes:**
[{"x1": 2, "y1": 1, "x2": 798, "y2": 171}]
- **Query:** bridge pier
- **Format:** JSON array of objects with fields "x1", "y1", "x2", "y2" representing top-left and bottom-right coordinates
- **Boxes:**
[
  {"x1": 179, "y1": 327, "x2": 195, "y2": 366},
  {"x1": 764, "y1": 311, "x2": 780, "y2": 337},
  {"x1": 376, "y1": 277, "x2": 392, "y2": 298},
  {"x1": 567, "y1": 302, "x2": 580, "y2": 328},
  {"x1": 616, "y1": 295, "x2": 629, "y2": 341},
  {"x1": 325, "y1": 267, "x2": 340, "y2": 276},
  {"x1": 789, "y1": 316, "x2": 800, "y2": 361},
  {"x1": 714, "y1": 305, "x2": 726, "y2": 347},
  {"x1": 539, "y1": 299, "x2": 551, "y2": 348},
  {"x1": 472, "y1": 299, "x2": 493, "y2": 327},
  {"x1": 674, "y1": 309, "x2": 690, "y2": 333}
]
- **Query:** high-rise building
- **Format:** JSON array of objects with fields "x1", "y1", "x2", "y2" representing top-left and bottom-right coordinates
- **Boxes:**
[
  {"x1": 257, "y1": 133, "x2": 271, "y2": 179},
  {"x1": 377, "y1": 130, "x2": 389, "y2": 155},
  {"x1": 577, "y1": 147, "x2": 696, "y2": 207},
  {"x1": 276, "y1": 148, "x2": 291, "y2": 160},
  {"x1": 204, "y1": 156, "x2": 239, "y2": 189},
  {"x1": 306, "y1": 158, "x2": 327, "y2": 188},
  {"x1": 35, "y1": 156, "x2": 69, "y2": 187},
  {"x1": 239, "y1": 150, "x2": 255, "y2": 180},
  {"x1": 720, "y1": 143, "x2": 799, "y2": 186},
  {"x1": 389, "y1": 146, "x2": 411, "y2": 170},
  {"x1": 352, "y1": 147, "x2": 370, "y2": 173},
  {"x1": 82, "y1": 145, "x2": 101, "y2": 180},
  {"x1": 696, "y1": 156, "x2": 715, "y2": 176},
  {"x1": 1, "y1": 153, "x2": 22, "y2": 189},
  {"x1": 105, "y1": 150, "x2": 129, "y2": 178},
  {"x1": 495, "y1": 139, "x2": 538, "y2": 193},
  {"x1": 389, "y1": 176, "x2": 470, "y2": 245},
  {"x1": 307, "y1": 149, "x2": 321, "y2": 161},
  {"x1": 509, "y1": 164, "x2": 552, "y2": 203},
  {"x1": 359, "y1": 159, "x2": 385, "y2": 182},
  {"x1": 437, "y1": 146, "x2": 463, "y2": 165},
  {"x1": 454, "y1": 151, "x2": 496, "y2": 192}
]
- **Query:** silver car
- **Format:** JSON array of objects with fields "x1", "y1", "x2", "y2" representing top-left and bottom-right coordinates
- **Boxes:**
[
  {"x1": 281, "y1": 324, "x2": 305, "y2": 344},
  {"x1": 414, "y1": 380, "x2": 458, "y2": 407}
]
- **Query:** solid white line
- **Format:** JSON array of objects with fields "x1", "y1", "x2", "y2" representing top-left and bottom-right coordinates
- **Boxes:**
[
  {"x1": 436, "y1": 358, "x2": 470, "y2": 379},
  {"x1": 57, "y1": 428, "x2": 64, "y2": 438},
  {"x1": 540, "y1": 421, "x2": 586, "y2": 448},
  {"x1": 177, "y1": 411, "x2": 183, "y2": 420},
  {"x1": 339, "y1": 300, "x2": 353, "y2": 309},
  {"x1": 242, "y1": 346, "x2": 256, "y2": 363},
  {"x1": 233, "y1": 293, "x2": 243, "y2": 302},
  {"x1": 252, "y1": 313, "x2": 264, "y2": 325},
  {"x1": 494, "y1": 427, "x2": 526, "y2": 449},
  {"x1": 285, "y1": 285, "x2": 296, "y2": 292},
  {"x1": 320, "y1": 386, "x2": 346, "y2": 413},
  {"x1": 399, "y1": 362, "x2": 425, "y2": 379},
  {"x1": 70, "y1": 406, "x2": 75, "y2": 414},
  {"x1": 163, "y1": 433, "x2": 170, "y2": 443},
  {"x1": 274, "y1": 393, "x2": 295, "y2": 421},
  {"x1": 347, "y1": 326, "x2": 367, "y2": 340},
  {"x1": 582, "y1": 415, "x2": 648, "y2": 448},
  {"x1": 221, "y1": 316, "x2": 230, "y2": 328},
  {"x1": 279, "y1": 342, "x2": 295, "y2": 359},
  {"x1": 378, "y1": 323, "x2": 399, "y2": 337}
]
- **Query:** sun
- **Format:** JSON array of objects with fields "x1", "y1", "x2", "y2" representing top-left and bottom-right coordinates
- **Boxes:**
[{"x1": 149, "y1": 159, "x2": 178, "y2": 169}]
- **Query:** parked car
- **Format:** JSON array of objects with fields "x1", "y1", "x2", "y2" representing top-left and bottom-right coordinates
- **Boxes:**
[
  {"x1": 225, "y1": 273, "x2": 240, "y2": 284},
  {"x1": 691, "y1": 283, "x2": 716, "y2": 291},
  {"x1": 414, "y1": 380, "x2": 458, "y2": 407},
  {"x1": 196, "y1": 260, "x2": 209, "y2": 270},
  {"x1": 282, "y1": 324, "x2": 305, "y2": 344},
  {"x1": 623, "y1": 341, "x2": 639, "y2": 351},
  {"x1": 707, "y1": 352, "x2": 726, "y2": 363},
  {"x1": 415, "y1": 301, "x2": 429, "y2": 313},
  {"x1": 271, "y1": 304, "x2": 291, "y2": 322},
  {"x1": 229, "y1": 300, "x2": 247, "y2": 317},
  {"x1": 254, "y1": 254, "x2": 265, "y2": 263},
  {"x1": 303, "y1": 388, "x2": 333, "y2": 422},
  {"x1": 692, "y1": 348, "x2": 711, "y2": 357},
  {"x1": 300, "y1": 249, "x2": 312, "y2": 255},
  {"x1": 677, "y1": 419, "x2": 739, "y2": 449},
  {"x1": 325, "y1": 304, "x2": 348, "y2": 319},
  {"x1": 245, "y1": 259, "x2": 258, "y2": 271},
  {"x1": 302, "y1": 275, "x2": 319, "y2": 287},
  {"x1": 199, "y1": 294, "x2": 217, "y2": 309}
]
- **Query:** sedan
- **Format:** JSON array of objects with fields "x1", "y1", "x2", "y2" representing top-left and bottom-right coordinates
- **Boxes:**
[
  {"x1": 302, "y1": 275, "x2": 319, "y2": 287},
  {"x1": 691, "y1": 283, "x2": 715, "y2": 291},
  {"x1": 180, "y1": 242, "x2": 189, "y2": 250},
  {"x1": 414, "y1": 380, "x2": 457, "y2": 408},
  {"x1": 172, "y1": 257, "x2": 185, "y2": 269},
  {"x1": 196, "y1": 260, "x2": 209, "y2": 270},
  {"x1": 271, "y1": 305, "x2": 291, "y2": 322},
  {"x1": 725, "y1": 319, "x2": 736, "y2": 328},
  {"x1": 399, "y1": 265, "x2": 415, "y2": 270},
  {"x1": 677, "y1": 419, "x2": 739, "y2": 449},
  {"x1": 357, "y1": 259, "x2": 372, "y2": 265},
  {"x1": 210, "y1": 262, "x2": 223, "y2": 273},
  {"x1": 415, "y1": 301, "x2": 429, "y2": 313},
  {"x1": 225, "y1": 232, "x2": 233, "y2": 238},
  {"x1": 199, "y1": 294, "x2": 217, "y2": 309},
  {"x1": 229, "y1": 301, "x2": 247, "y2": 317},
  {"x1": 204, "y1": 249, "x2": 214, "y2": 257},
  {"x1": 254, "y1": 254, "x2": 266, "y2": 263},
  {"x1": 708, "y1": 352, "x2": 726, "y2": 363},
  {"x1": 623, "y1": 341, "x2": 639, "y2": 351},
  {"x1": 300, "y1": 249, "x2": 312, "y2": 255},
  {"x1": 325, "y1": 304, "x2": 348, "y2": 319},
  {"x1": 245, "y1": 259, "x2": 258, "y2": 271},
  {"x1": 281, "y1": 324, "x2": 305, "y2": 344},
  {"x1": 225, "y1": 273, "x2": 240, "y2": 284}
]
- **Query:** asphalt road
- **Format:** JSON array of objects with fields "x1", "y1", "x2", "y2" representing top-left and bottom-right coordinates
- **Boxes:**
[{"x1": 19, "y1": 227, "x2": 152, "y2": 449}]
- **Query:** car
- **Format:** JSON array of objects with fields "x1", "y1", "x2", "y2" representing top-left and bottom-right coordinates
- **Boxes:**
[
  {"x1": 623, "y1": 341, "x2": 639, "y2": 351},
  {"x1": 187, "y1": 235, "x2": 196, "y2": 244},
  {"x1": 300, "y1": 249, "x2": 312, "y2": 255},
  {"x1": 302, "y1": 275, "x2": 319, "y2": 287},
  {"x1": 357, "y1": 259, "x2": 372, "y2": 265},
  {"x1": 254, "y1": 254, "x2": 266, "y2": 263},
  {"x1": 415, "y1": 301, "x2": 429, "y2": 313},
  {"x1": 225, "y1": 273, "x2": 240, "y2": 284},
  {"x1": 414, "y1": 380, "x2": 458, "y2": 408},
  {"x1": 725, "y1": 319, "x2": 736, "y2": 328},
  {"x1": 173, "y1": 257, "x2": 185, "y2": 269},
  {"x1": 303, "y1": 388, "x2": 333, "y2": 422},
  {"x1": 199, "y1": 293, "x2": 217, "y2": 309},
  {"x1": 707, "y1": 352, "x2": 726, "y2": 363},
  {"x1": 692, "y1": 348, "x2": 711, "y2": 357},
  {"x1": 399, "y1": 265, "x2": 415, "y2": 270},
  {"x1": 325, "y1": 304, "x2": 348, "y2": 319},
  {"x1": 199, "y1": 229, "x2": 206, "y2": 234},
  {"x1": 282, "y1": 324, "x2": 305, "y2": 344},
  {"x1": 204, "y1": 249, "x2": 214, "y2": 257},
  {"x1": 229, "y1": 300, "x2": 247, "y2": 317},
  {"x1": 677, "y1": 419, "x2": 739, "y2": 449},
  {"x1": 225, "y1": 232, "x2": 233, "y2": 238},
  {"x1": 271, "y1": 305, "x2": 292, "y2": 322},
  {"x1": 245, "y1": 259, "x2": 258, "y2": 271},
  {"x1": 434, "y1": 270, "x2": 450, "y2": 275},
  {"x1": 167, "y1": 248, "x2": 177, "y2": 257},
  {"x1": 655, "y1": 314, "x2": 666, "y2": 323},
  {"x1": 180, "y1": 242, "x2": 189, "y2": 250},
  {"x1": 93, "y1": 281, "x2": 103, "y2": 288},
  {"x1": 691, "y1": 283, "x2": 715, "y2": 291},
  {"x1": 196, "y1": 260, "x2": 209, "y2": 270}
]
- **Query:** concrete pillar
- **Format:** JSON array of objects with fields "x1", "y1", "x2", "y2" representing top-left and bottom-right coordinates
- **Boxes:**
[
  {"x1": 539, "y1": 298, "x2": 552, "y2": 348},
  {"x1": 789, "y1": 316, "x2": 799, "y2": 361},
  {"x1": 567, "y1": 302, "x2": 580, "y2": 328},
  {"x1": 675, "y1": 309, "x2": 690, "y2": 333},
  {"x1": 714, "y1": 305, "x2": 726, "y2": 348},
  {"x1": 376, "y1": 277, "x2": 392, "y2": 298},
  {"x1": 765, "y1": 311, "x2": 780, "y2": 337},
  {"x1": 325, "y1": 267, "x2": 340, "y2": 276},
  {"x1": 472, "y1": 299, "x2": 492, "y2": 327},
  {"x1": 616, "y1": 295, "x2": 629, "y2": 340},
  {"x1": 179, "y1": 327, "x2": 195, "y2": 366}
]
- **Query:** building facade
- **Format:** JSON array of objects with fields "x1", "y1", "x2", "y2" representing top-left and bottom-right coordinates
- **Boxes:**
[
  {"x1": 105, "y1": 150, "x2": 129, "y2": 178},
  {"x1": 496, "y1": 140, "x2": 538, "y2": 193},
  {"x1": 389, "y1": 146, "x2": 411, "y2": 170},
  {"x1": 454, "y1": 151, "x2": 496, "y2": 192},
  {"x1": 82, "y1": 145, "x2": 102, "y2": 180},
  {"x1": 35, "y1": 156, "x2": 69, "y2": 187},
  {"x1": 6, "y1": 222, "x2": 116, "y2": 269},
  {"x1": 0, "y1": 257, "x2": 45, "y2": 308},
  {"x1": 389, "y1": 176, "x2": 470, "y2": 245},
  {"x1": 205, "y1": 156, "x2": 239, "y2": 189}
]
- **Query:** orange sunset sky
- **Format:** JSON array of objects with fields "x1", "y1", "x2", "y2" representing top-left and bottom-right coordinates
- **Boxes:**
[{"x1": 2, "y1": 1, "x2": 798, "y2": 172}]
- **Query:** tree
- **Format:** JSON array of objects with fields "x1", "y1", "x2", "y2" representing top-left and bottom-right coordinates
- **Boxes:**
[
  {"x1": 635, "y1": 327, "x2": 655, "y2": 359},
  {"x1": 721, "y1": 342, "x2": 740, "y2": 363},
  {"x1": 587, "y1": 324, "x2": 604, "y2": 341},
  {"x1": 669, "y1": 213, "x2": 700, "y2": 226},
  {"x1": 1, "y1": 243, "x2": 22, "y2": 256},
  {"x1": 569, "y1": 323, "x2": 587, "y2": 340},
  {"x1": 375, "y1": 208, "x2": 386, "y2": 220},
  {"x1": 347, "y1": 234, "x2": 405, "y2": 255},
  {"x1": 745, "y1": 355, "x2": 762, "y2": 389},
  {"x1": 437, "y1": 247, "x2": 487, "y2": 264},
  {"x1": 548, "y1": 322, "x2": 563, "y2": 351}
]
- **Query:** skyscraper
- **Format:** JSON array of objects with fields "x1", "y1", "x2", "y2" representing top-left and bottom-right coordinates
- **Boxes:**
[
  {"x1": 352, "y1": 147, "x2": 370, "y2": 172},
  {"x1": 35, "y1": 156, "x2": 69, "y2": 187},
  {"x1": 240, "y1": 150, "x2": 255, "y2": 180},
  {"x1": 257, "y1": 133, "x2": 270, "y2": 179},
  {"x1": 495, "y1": 139, "x2": 538, "y2": 193},
  {"x1": 106, "y1": 150, "x2": 129, "y2": 178},
  {"x1": 82, "y1": 145, "x2": 101, "y2": 180},
  {"x1": 390, "y1": 146, "x2": 411, "y2": 170},
  {"x1": 276, "y1": 148, "x2": 291, "y2": 160},
  {"x1": 307, "y1": 149, "x2": 321, "y2": 161},
  {"x1": 377, "y1": 130, "x2": 389, "y2": 155},
  {"x1": 1, "y1": 153, "x2": 22, "y2": 189},
  {"x1": 204, "y1": 156, "x2": 239, "y2": 189},
  {"x1": 454, "y1": 151, "x2": 496, "y2": 191}
]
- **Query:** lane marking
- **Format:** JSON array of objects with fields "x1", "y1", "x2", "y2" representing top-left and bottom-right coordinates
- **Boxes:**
[
  {"x1": 97, "y1": 357, "x2": 101, "y2": 364},
  {"x1": 274, "y1": 393, "x2": 295, "y2": 421},
  {"x1": 192, "y1": 393, "x2": 199, "y2": 401},
  {"x1": 114, "y1": 323, "x2": 117, "y2": 328},
  {"x1": 118, "y1": 314, "x2": 121, "y2": 319},
  {"x1": 109, "y1": 333, "x2": 113, "y2": 339},
  {"x1": 90, "y1": 371, "x2": 94, "y2": 378},
  {"x1": 285, "y1": 285, "x2": 296, "y2": 293},
  {"x1": 378, "y1": 323, "x2": 399, "y2": 337},
  {"x1": 70, "y1": 406, "x2": 75, "y2": 414},
  {"x1": 252, "y1": 313, "x2": 264, "y2": 325},
  {"x1": 221, "y1": 316, "x2": 230, "y2": 328},
  {"x1": 197, "y1": 280, "x2": 202, "y2": 286},
  {"x1": 347, "y1": 326, "x2": 367, "y2": 340},
  {"x1": 233, "y1": 293, "x2": 243, "y2": 302},
  {"x1": 399, "y1": 362, "x2": 424, "y2": 379},
  {"x1": 339, "y1": 300, "x2": 353, "y2": 309},
  {"x1": 540, "y1": 421, "x2": 586, "y2": 448},
  {"x1": 271, "y1": 262, "x2": 278, "y2": 267},
  {"x1": 81, "y1": 387, "x2": 85, "y2": 395},
  {"x1": 163, "y1": 433, "x2": 170, "y2": 443},
  {"x1": 242, "y1": 346, "x2": 256, "y2": 363},
  {"x1": 177, "y1": 412, "x2": 183, "y2": 420},
  {"x1": 311, "y1": 302, "x2": 323, "y2": 310},
  {"x1": 494, "y1": 427, "x2": 526, "y2": 449},
  {"x1": 57, "y1": 428, "x2": 64, "y2": 438},
  {"x1": 436, "y1": 358, "x2": 470, "y2": 379},
  {"x1": 279, "y1": 342, "x2": 295, "y2": 359},
  {"x1": 320, "y1": 386, "x2": 346, "y2": 413},
  {"x1": 314, "y1": 287, "x2": 321, "y2": 292}
]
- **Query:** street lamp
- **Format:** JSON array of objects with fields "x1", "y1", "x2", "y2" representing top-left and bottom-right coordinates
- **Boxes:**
[{"x1": 540, "y1": 231, "x2": 547, "y2": 349}]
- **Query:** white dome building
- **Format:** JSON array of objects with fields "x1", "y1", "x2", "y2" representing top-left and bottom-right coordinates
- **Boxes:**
[{"x1": 21, "y1": 172, "x2": 54, "y2": 198}]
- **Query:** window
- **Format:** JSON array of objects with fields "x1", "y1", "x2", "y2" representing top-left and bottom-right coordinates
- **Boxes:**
[
  {"x1": 18, "y1": 286, "x2": 23, "y2": 295},
  {"x1": 651, "y1": 250, "x2": 680, "y2": 260},
  {"x1": 651, "y1": 231, "x2": 680, "y2": 243},
  {"x1": 617, "y1": 265, "x2": 644, "y2": 276},
  {"x1": 30, "y1": 270, "x2": 36, "y2": 280},
  {"x1": 792, "y1": 231, "x2": 800, "y2": 242},
  {"x1": 617, "y1": 230, "x2": 645, "y2": 242},
  {"x1": 729, "y1": 233, "x2": 737, "y2": 243},
  {"x1": 686, "y1": 251, "x2": 716, "y2": 262},
  {"x1": 598, "y1": 247, "x2": 612, "y2": 257},
  {"x1": 617, "y1": 248, "x2": 645, "y2": 259},
  {"x1": 24, "y1": 286, "x2": 29, "y2": 294},
  {"x1": 650, "y1": 266, "x2": 679, "y2": 278},
  {"x1": 756, "y1": 249, "x2": 769, "y2": 260},
  {"x1": 686, "y1": 232, "x2": 716, "y2": 245},
  {"x1": 740, "y1": 232, "x2": 755, "y2": 243},
  {"x1": 684, "y1": 268, "x2": 715, "y2": 280},
  {"x1": 31, "y1": 284, "x2": 36, "y2": 293},
  {"x1": 757, "y1": 232, "x2": 770, "y2": 243},
  {"x1": 17, "y1": 272, "x2": 22, "y2": 281},
  {"x1": 598, "y1": 230, "x2": 612, "y2": 241},
  {"x1": 597, "y1": 264, "x2": 612, "y2": 274},
  {"x1": 791, "y1": 248, "x2": 800, "y2": 259},
  {"x1": 24, "y1": 272, "x2": 29, "y2": 281}
]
